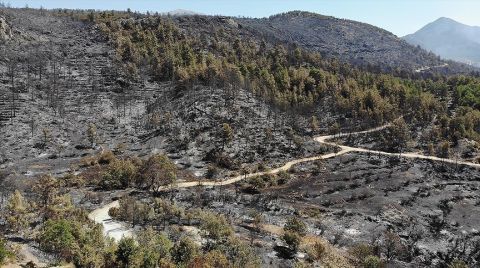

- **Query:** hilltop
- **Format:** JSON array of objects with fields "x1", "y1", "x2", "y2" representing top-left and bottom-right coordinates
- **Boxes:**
[
  {"x1": 239, "y1": 11, "x2": 475, "y2": 74},
  {"x1": 404, "y1": 17, "x2": 480, "y2": 67}
]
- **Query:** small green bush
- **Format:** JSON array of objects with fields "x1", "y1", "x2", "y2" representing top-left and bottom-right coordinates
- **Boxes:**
[
  {"x1": 282, "y1": 231, "x2": 302, "y2": 252},
  {"x1": 349, "y1": 243, "x2": 374, "y2": 264},
  {"x1": 38, "y1": 219, "x2": 77, "y2": 261},
  {"x1": 363, "y1": 255, "x2": 382, "y2": 268},
  {"x1": 448, "y1": 259, "x2": 468, "y2": 268},
  {"x1": 100, "y1": 159, "x2": 137, "y2": 190},
  {"x1": 0, "y1": 237, "x2": 12, "y2": 265},
  {"x1": 284, "y1": 217, "x2": 307, "y2": 236},
  {"x1": 307, "y1": 241, "x2": 325, "y2": 261},
  {"x1": 171, "y1": 237, "x2": 199, "y2": 264},
  {"x1": 98, "y1": 151, "x2": 117, "y2": 165},
  {"x1": 117, "y1": 237, "x2": 138, "y2": 267}
]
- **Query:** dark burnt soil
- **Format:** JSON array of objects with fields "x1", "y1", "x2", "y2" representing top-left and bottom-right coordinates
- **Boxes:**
[
  {"x1": 0, "y1": 8, "x2": 325, "y2": 182},
  {"x1": 264, "y1": 153, "x2": 480, "y2": 267}
]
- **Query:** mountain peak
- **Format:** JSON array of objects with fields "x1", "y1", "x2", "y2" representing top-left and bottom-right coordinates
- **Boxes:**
[
  {"x1": 403, "y1": 17, "x2": 480, "y2": 67},
  {"x1": 431, "y1": 17, "x2": 464, "y2": 27},
  {"x1": 435, "y1": 17, "x2": 456, "y2": 23}
]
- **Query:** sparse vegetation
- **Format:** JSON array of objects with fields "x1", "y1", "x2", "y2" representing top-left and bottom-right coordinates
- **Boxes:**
[
  {"x1": 0, "y1": 237, "x2": 12, "y2": 265},
  {"x1": 1, "y1": 4, "x2": 480, "y2": 268},
  {"x1": 363, "y1": 255, "x2": 383, "y2": 268}
]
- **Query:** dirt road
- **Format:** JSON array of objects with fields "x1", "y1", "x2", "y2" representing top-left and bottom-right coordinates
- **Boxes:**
[{"x1": 89, "y1": 120, "x2": 480, "y2": 240}]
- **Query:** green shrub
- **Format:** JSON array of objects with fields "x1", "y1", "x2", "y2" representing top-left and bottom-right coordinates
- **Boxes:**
[
  {"x1": 448, "y1": 259, "x2": 468, "y2": 268},
  {"x1": 307, "y1": 241, "x2": 325, "y2": 261},
  {"x1": 277, "y1": 170, "x2": 291, "y2": 185},
  {"x1": 282, "y1": 231, "x2": 302, "y2": 252},
  {"x1": 79, "y1": 156, "x2": 97, "y2": 167},
  {"x1": 171, "y1": 237, "x2": 199, "y2": 264},
  {"x1": 101, "y1": 159, "x2": 137, "y2": 190},
  {"x1": 98, "y1": 150, "x2": 117, "y2": 165},
  {"x1": 38, "y1": 219, "x2": 106, "y2": 266},
  {"x1": 137, "y1": 228, "x2": 174, "y2": 266},
  {"x1": 117, "y1": 237, "x2": 139, "y2": 267},
  {"x1": 108, "y1": 206, "x2": 120, "y2": 218},
  {"x1": 0, "y1": 237, "x2": 12, "y2": 265},
  {"x1": 200, "y1": 212, "x2": 234, "y2": 241},
  {"x1": 138, "y1": 154, "x2": 177, "y2": 192},
  {"x1": 257, "y1": 162, "x2": 267, "y2": 172},
  {"x1": 194, "y1": 250, "x2": 230, "y2": 268},
  {"x1": 284, "y1": 216, "x2": 307, "y2": 236},
  {"x1": 261, "y1": 174, "x2": 276, "y2": 186},
  {"x1": 349, "y1": 243, "x2": 374, "y2": 264},
  {"x1": 205, "y1": 164, "x2": 219, "y2": 179},
  {"x1": 62, "y1": 173, "x2": 86, "y2": 188},
  {"x1": 38, "y1": 219, "x2": 77, "y2": 260},
  {"x1": 248, "y1": 176, "x2": 266, "y2": 189},
  {"x1": 220, "y1": 237, "x2": 260, "y2": 267},
  {"x1": 363, "y1": 255, "x2": 382, "y2": 268}
]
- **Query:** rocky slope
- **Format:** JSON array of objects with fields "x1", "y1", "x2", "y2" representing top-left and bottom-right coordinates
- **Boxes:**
[
  {"x1": 239, "y1": 11, "x2": 474, "y2": 74},
  {"x1": 0, "y1": 8, "x2": 323, "y2": 180}
]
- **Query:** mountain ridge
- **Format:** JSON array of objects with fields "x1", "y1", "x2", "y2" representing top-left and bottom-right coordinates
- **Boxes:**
[
  {"x1": 403, "y1": 17, "x2": 480, "y2": 67},
  {"x1": 239, "y1": 11, "x2": 474, "y2": 74},
  {"x1": 163, "y1": 9, "x2": 203, "y2": 16}
]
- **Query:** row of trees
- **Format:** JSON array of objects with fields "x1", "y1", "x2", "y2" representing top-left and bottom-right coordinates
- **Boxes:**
[
  {"x1": 112, "y1": 229, "x2": 258, "y2": 268},
  {"x1": 111, "y1": 196, "x2": 235, "y2": 242},
  {"x1": 75, "y1": 152, "x2": 178, "y2": 192},
  {"x1": 35, "y1": 209, "x2": 257, "y2": 267},
  {"x1": 37, "y1": 216, "x2": 256, "y2": 268}
]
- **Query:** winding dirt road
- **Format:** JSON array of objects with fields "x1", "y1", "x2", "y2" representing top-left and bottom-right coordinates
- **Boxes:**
[
  {"x1": 87, "y1": 200, "x2": 134, "y2": 241},
  {"x1": 89, "y1": 120, "x2": 480, "y2": 240},
  {"x1": 315, "y1": 123, "x2": 480, "y2": 169}
]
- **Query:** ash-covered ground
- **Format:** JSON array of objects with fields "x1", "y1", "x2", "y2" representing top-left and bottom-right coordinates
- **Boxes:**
[
  {"x1": 261, "y1": 153, "x2": 480, "y2": 267},
  {"x1": 0, "y1": 8, "x2": 324, "y2": 183}
]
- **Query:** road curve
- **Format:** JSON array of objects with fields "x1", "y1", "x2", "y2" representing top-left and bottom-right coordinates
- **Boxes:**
[
  {"x1": 314, "y1": 123, "x2": 480, "y2": 169},
  {"x1": 87, "y1": 200, "x2": 134, "y2": 241},
  {"x1": 89, "y1": 120, "x2": 480, "y2": 240}
]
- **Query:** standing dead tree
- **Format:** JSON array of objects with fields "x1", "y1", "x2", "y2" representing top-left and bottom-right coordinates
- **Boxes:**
[{"x1": 6, "y1": 52, "x2": 18, "y2": 119}]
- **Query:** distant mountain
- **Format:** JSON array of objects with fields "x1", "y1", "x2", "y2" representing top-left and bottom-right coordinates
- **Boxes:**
[
  {"x1": 404, "y1": 17, "x2": 480, "y2": 67},
  {"x1": 239, "y1": 11, "x2": 472, "y2": 74},
  {"x1": 164, "y1": 9, "x2": 202, "y2": 16}
]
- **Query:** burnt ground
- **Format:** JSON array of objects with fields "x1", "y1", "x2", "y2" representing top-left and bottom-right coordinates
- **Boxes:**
[
  {"x1": 1, "y1": 8, "x2": 480, "y2": 268},
  {"x1": 239, "y1": 11, "x2": 476, "y2": 75},
  {"x1": 335, "y1": 122, "x2": 480, "y2": 163},
  {"x1": 262, "y1": 152, "x2": 480, "y2": 267},
  {"x1": 0, "y1": 8, "x2": 324, "y2": 183},
  {"x1": 6, "y1": 150, "x2": 480, "y2": 267},
  {"x1": 82, "y1": 151, "x2": 479, "y2": 267}
]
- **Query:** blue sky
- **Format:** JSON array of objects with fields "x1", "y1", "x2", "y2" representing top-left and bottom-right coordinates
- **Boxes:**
[{"x1": 6, "y1": 0, "x2": 480, "y2": 36}]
